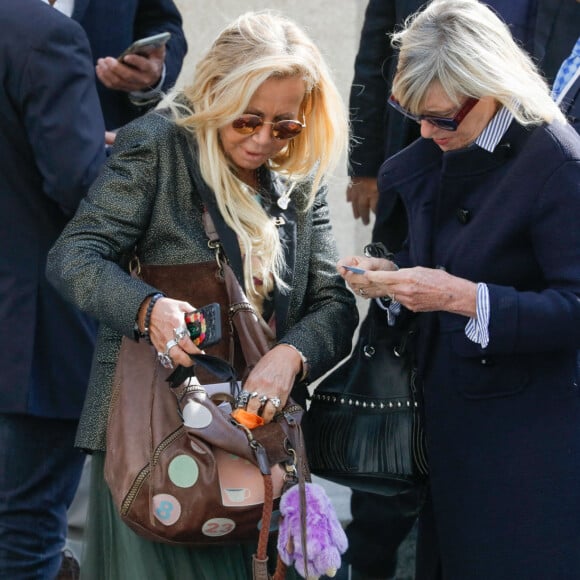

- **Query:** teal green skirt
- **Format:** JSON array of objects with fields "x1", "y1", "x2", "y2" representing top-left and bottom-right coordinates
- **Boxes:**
[{"x1": 81, "y1": 453, "x2": 295, "y2": 580}]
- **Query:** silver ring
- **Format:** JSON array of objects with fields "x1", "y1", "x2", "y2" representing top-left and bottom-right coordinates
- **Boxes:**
[
  {"x1": 174, "y1": 326, "x2": 189, "y2": 342},
  {"x1": 165, "y1": 338, "x2": 179, "y2": 352},
  {"x1": 158, "y1": 338, "x2": 179, "y2": 369},
  {"x1": 249, "y1": 391, "x2": 260, "y2": 399},
  {"x1": 157, "y1": 351, "x2": 174, "y2": 369},
  {"x1": 391, "y1": 294, "x2": 396, "y2": 302},
  {"x1": 358, "y1": 288, "x2": 367, "y2": 297},
  {"x1": 269, "y1": 396, "x2": 281, "y2": 409},
  {"x1": 258, "y1": 394, "x2": 269, "y2": 407},
  {"x1": 236, "y1": 390, "x2": 251, "y2": 408}
]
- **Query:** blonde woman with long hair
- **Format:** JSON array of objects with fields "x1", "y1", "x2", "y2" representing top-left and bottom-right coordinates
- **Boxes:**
[{"x1": 48, "y1": 11, "x2": 357, "y2": 579}]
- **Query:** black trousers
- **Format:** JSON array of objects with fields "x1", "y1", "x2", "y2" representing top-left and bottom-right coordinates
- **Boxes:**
[
  {"x1": 344, "y1": 485, "x2": 424, "y2": 578},
  {"x1": 0, "y1": 413, "x2": 84, "y2": 579}
]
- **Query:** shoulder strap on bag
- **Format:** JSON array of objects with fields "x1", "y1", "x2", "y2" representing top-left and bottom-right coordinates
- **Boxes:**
[{"x1": 201, "y1": 201, "x2": 307, "y2": 580}]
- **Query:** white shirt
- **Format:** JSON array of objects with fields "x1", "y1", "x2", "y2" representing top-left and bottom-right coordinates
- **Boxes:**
[{"x1": 42, "y1": 0, "x2": 75, "y2": 17}]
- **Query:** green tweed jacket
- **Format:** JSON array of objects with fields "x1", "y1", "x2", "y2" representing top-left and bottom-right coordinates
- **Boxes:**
[{"x1": 47, "y1": 110, "x2": 358, "y2": 451}]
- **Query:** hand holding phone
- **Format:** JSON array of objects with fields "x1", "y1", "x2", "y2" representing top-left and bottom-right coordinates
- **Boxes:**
[
  {"x1": 343, "y1": 265, "x2": 366, "y2": 275},
  {"x1": 118, "y1": 32, "x2": 171, "y2": 61},
  {"x1": 185, "y1": 303, "x2": 222, "y2": 348}
]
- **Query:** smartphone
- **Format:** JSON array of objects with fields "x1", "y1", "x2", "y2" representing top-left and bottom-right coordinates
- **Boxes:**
[
  {"x1": 118, "y1": 32, "x2": 171, "y2": 60},
  {"x1": 343, "y1": 265, "x2": 366, "y2": 274},
  {"x1": 185, "y1": 303, "x2": 222, "y2": 349}
]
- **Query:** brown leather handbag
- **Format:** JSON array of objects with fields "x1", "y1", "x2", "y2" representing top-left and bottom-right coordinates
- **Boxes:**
[{"x1": 104, "y1": 227, "x2": 309, "y2": 556}]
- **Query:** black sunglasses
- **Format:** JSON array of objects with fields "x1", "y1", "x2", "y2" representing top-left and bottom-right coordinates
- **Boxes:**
[
  {"x1": 388, "y1": 95, "x2": 479, "y2": 131},
  {"x1": 231, "y1": 114, "x2": 305, "y2": 140}
]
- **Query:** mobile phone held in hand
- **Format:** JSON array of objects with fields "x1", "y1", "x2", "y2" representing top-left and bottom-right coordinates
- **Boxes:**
[
  {"x1": 118, "y1": 32, "x2": 171, "y2": 61},
  {"x1": 343, "y1": 265, "x2": 366, "y2": 274},
  {"x1": 185, "y1": 303, "x2": 222, "y2": 349}
]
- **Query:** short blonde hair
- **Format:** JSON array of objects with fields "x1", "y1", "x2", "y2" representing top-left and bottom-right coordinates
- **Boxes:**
[
  {"x1": 391, "y1": 0, "x2": 565, "y2": 126},
  {"x1": 163, "y1": 11, "x2": 348, "y2": 307}
]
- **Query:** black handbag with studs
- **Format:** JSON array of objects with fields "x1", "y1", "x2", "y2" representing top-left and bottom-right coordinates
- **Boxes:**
[{"x1": 303, "y1": 300, "x2": 428, "y2": 496}]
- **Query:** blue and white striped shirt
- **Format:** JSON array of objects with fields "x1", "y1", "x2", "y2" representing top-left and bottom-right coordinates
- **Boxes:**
[{"x1": 465, "y1": 106, "x2": 514, "y2": 347}]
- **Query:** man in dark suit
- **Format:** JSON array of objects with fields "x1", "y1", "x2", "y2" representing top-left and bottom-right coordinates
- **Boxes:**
[
  {"x1": 72, "y1": 0, "x2": 188, "y2": 131},
  {"x1": 50, "y1": 2, "x2": 187, "y2": 570},
  {"x1": 0, "y1": 1, "x2": 107, "y2": 578}
]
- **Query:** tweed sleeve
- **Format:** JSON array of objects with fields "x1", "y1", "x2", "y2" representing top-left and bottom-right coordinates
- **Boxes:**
[{"x1": 46, "y1": 114, "x2": 173, "y2": 337}]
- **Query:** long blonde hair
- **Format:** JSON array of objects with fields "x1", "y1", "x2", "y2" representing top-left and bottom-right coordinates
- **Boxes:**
[
  {"x1": 391, "y1": 0, "x2": 565, "y2": 125},
  {"x1": 163, "y1": 11, "x2": 348, "y2": 307}
]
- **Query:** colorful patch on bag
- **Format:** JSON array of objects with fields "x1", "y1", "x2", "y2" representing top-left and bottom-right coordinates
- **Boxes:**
[
  {"x1": 182, "y1": 399, "x2": 213, "y2": 429},
  {"x1": 215, "y1": 449, "x2": 285, "y2": 507},
  {"x1": 201, "y1": 517, "x2": 236, "y2": 537},
  {"x1": 152, "y1": 494, "x2": 181, "y2": 526},
  {"x1": 168, "y1": 454, "x2": 199, "y2": 488}
]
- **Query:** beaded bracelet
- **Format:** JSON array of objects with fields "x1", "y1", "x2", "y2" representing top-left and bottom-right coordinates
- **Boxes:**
[{"x1": 142, "y1": 292, "x2": 165, "y2": 345}]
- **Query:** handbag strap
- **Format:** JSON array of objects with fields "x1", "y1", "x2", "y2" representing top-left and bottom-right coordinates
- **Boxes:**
[
  {"x1": 166, "y1": 353, "x2": 236, "y2": 388},
  {"x1": 201, "y1": 209, "x2": 307, "y2": 580}
]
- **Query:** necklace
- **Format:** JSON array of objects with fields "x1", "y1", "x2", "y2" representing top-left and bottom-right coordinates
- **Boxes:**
[
  {"x1": 239, "y1": 168, "x2": 294, "y2": 211},
  {"x1": 277, "y1": 181, "x2": 296, "y2": 210}
]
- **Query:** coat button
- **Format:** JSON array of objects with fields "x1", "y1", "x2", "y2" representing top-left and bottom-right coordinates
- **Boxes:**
[
  {"x1": 480, "y1": 357, "x2": 494, "y2": 366},
  {"x1": 456, "y1": 208, "x2": 471, "y2": 224}
]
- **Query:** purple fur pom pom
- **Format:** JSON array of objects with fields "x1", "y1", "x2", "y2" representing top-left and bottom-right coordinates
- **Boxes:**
[{"x1": 277, "y1": 482, "x2": 348, "y2": 578}]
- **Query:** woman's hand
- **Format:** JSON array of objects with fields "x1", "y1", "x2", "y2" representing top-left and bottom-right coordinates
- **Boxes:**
[
  {"x1": 242, "y1": 344, "x2": 302, "y2": 423},
  {"x1": 369, "y1": 267, "x2": 478, "y2": 317},
  {"x1": 338, "y1": 259, "x2": 478, "y2": 317},
  {"x1": 337, "y1": 255, "x2": 397, "y2": 298},
  {"x1": 139, "y1": 296, "x2": 204, "y2": 368}
]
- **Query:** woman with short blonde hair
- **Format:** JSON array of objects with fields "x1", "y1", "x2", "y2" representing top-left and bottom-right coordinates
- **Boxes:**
[
  {"x1": 392, "y1": 0, "x2": 564, "y2": 126},
  {"x1": 339, "y1": 1, "x2": 580, "y2": 577}
]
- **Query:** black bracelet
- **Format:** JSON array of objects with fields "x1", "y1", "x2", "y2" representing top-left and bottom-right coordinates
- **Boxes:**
[{"x1": 142, "y1": 292, "x2": 165, "y2": 345}]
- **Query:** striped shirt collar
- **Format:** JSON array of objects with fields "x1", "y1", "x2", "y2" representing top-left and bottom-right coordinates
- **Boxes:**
[{"x1": 474, "y1": 105, "x2": 514, "y2": 152}]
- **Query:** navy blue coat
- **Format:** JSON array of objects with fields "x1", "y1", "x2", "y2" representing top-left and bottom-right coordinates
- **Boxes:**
[
  {"x1": 0, "y1": 0, "x2": 106, "y2": 418},
  {"x1": 72, "y1": 0, "x2": 187, "y2": 130},
  {"x1": 378, "y1": 120, "x2": 580, "y2": 578}
]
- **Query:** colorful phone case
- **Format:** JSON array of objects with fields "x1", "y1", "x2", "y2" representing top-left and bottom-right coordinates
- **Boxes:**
[{"x1": 185, "y1": 303, "x2": 222, "y2": 348}]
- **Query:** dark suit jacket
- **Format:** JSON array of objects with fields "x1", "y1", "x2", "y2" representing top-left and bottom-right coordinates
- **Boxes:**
[
  {"x1": 348, "y1": 0, "x2": 424, "y2": 178},
  {"x1": 378, "y1": 121, "x2": 580, "y2": 578},
  {"x1": 0, "y1": 0, "x2": 106, "y2": 418},
  {"x1": 534, "y1": 0, "x2": 580, "y2": 86},
  {"x1": 561, "y1": 68, "x2": 580, "y2": 133},
  {"x1": 72, "y1": 0, "x2": 187, "y2": 130}
]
